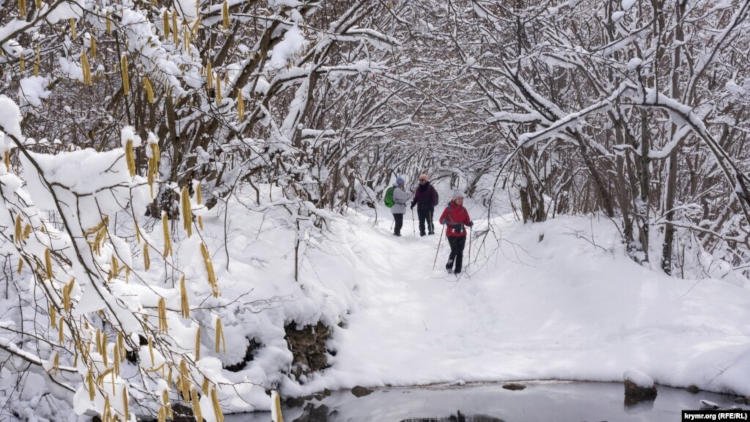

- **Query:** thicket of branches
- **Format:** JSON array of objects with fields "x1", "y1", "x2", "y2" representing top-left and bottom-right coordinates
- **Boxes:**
[
  {"x1": 1, "y1": 0, "x2": 749, "y2": 419},
  {"x1": 438, "y1": 0, "x2": 750, "y2": 278}
]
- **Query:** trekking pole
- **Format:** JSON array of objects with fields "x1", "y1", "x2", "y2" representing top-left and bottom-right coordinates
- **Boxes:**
[
  {"x1": 411, "y1": 208, "x2": 416, "y2": 236},
  {"x1": 468, "y1": 226, "x2": 472, "y2": 271},
  {"x1": 432, "y1": 224, "x2": 445, "y2": 270}
]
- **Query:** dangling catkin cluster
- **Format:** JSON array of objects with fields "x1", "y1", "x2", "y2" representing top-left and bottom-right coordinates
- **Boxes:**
[
  {"x1": 180, "y1": 275, "x2": 189, "y2": 318},
  {"x1": 179, "y1": 359, "x2": 190, "y2": 400},
  {"x1": 162, "y1": 211, "x2": 172, "y2": 257},
  {"x1": 222, "y1": 0, "x2": 230, "y2": 29},
  {"x1": 106, "y1": 11, "x2": 112, "y2": 35},
  {"x1": 81, "y1": 50, "x2": 91, "y2": 85},
  {"x1": 63, "y1": 279, "x2": 75, "y2": 312},
  {"x1": 122, "y1": 387, "x2": 130, "y2": 421},
  {"x1": 4, "y1": 150, "x2": 10, "y2": 171},
  {"x1": 51, "y1": 351, "x2": 59, "y2": 375},
  {"x1": 143, "y1": 243, "x2": 150, "y2": 270},
  {"x1": 206, "y1": 62, "x2": 213, "y2": 91},
  {"x1": 211, "y1": 387, "x2": 224, "y2": 422},
  {"x1": 191, "y1": 388, "x2": 203, "y2": 422},
  {"x1": 238, "y1": 91, "x2": 245, "y2": 122},
  {"x1": 184, "y1": 26, "x2": 191, "y2": 54},
  {"x1": 120, "y1": 54, "x2": 130, "y2": 94},
  {"x1": 101, "y1": 332, "x2": 108, "y2": 366},
  {"x1": 102, "y1": 395, "x2": 111, "y2": 421},
  {"x1": 215, "y1": 317, "x2": 226, "y2": 353},
  {"x1": 87, "y1": 369, "x2": 96, "y2": 401},
  {"x1": 49, "y1": 304, "x2": 57, "y2": 328},
  {"x1": 57, "y1": 316, "x2": 64, "y2": 343},
  {"x1": 85, "y1": 216, "x2": 109, "y2": 255},
  {"x1": 44, "y1": 248, "x2": 53, "y2": 279},
  {"x1": 14, "y1": 214, "x2": 21, "y2": 243},
  {"x1": 181, "y1": 186, "x2": 192, "y2": 237},
  {"x1": 69, "y1": 18, "x2": 76, "y2": 40},
  {"x1": 117, "y1": 332, "x2": 125, "y2": 362},
  {"x1": 143, "y1": 76, "x2": 155, "y2": 103},
  {"x1": 194, "y1": 325, "x2": 201, "y2": 360},
  {"x1": 171, "y1": 11, "x2": 178, "y2": 45},
  {"x1": 113, "y1": 341, "x2": 120, "y2": 376},
  {"x1": 147, "y1": 142, "x2": 160, "y2": 196},
  {"x1": 161, "y1": 389, "x2": 171, "y2": 418},
  {"x1": 108, "y1": 255, "x2": 119, "y2": 280},
  {"x1": 200, "y1": 242, "x2": 219, "y2": 297},
  {"x1": 90, "y1": 37, "x2": 97, "y2": 58},
  {"x1": 163, "y1": 9, "x2": 170, "y2": 40},
  {"x1": 18, "y1": 0, "x2": 26, "y2": 19},
  {"x1": 158, "y1": 297, "x2": 168, "y2": 333},
  {"x1": 216, "y1": 74, "x2": 222, "y2": 104},
  {"x1": 125, "y1": 139, "x2": 136, "y2": 177}
]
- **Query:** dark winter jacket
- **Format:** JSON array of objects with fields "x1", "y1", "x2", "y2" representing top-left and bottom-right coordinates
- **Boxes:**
[
  {"x1": 411, "y1": 183, "x2": 439, "y2": 211},
  {"x1": 439, "y1": 200, "x2": 472, "y2": 237}
]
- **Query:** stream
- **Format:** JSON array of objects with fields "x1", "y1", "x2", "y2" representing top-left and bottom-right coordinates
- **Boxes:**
[{"x1": 226, "y1": 381, "x2": 749, "y2": 421}]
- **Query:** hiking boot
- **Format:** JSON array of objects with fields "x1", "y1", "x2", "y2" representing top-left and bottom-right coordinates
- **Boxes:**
[
  {"x1": 420, "y1": 232, "x2": 426, "y2": 237},
  {"x1": 428, "y1": 231, "x2": 434, "y2": 235},
  {"x1": 445, "y1": 259, "x2": 454, "y2": 271}
]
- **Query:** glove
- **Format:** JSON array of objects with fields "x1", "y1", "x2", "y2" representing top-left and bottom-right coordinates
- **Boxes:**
[
  {"x1": 468, "y1": 221, "x2": 474, "y2": 227},
  {"x1": 410, "y1": 204, "x2": 415, "y2": 210}
]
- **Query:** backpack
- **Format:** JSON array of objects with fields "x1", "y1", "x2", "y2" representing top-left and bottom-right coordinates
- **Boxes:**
[{"x1": 384, "y1": 186, "x2": 395, "y2": 208}]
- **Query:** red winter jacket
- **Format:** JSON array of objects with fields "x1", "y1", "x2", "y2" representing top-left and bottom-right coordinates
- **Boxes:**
[{"x1": 439, "y1": 201, "x2": 472, "y2": 237}]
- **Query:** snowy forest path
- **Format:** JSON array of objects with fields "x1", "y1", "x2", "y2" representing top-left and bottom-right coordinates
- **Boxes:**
[
  {"x1": 302, "y1": 213, "x2": 750, "y2": 395},
  {"x1": 318, "y1": 213, "x2": 536, "y2": 386}
]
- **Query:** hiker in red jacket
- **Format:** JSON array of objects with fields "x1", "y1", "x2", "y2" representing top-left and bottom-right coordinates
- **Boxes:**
[{"x1": 438, "y1": 192, "x2": 473, "y2": 274}]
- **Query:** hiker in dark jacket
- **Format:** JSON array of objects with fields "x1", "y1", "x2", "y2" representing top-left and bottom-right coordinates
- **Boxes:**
[
  {"x1": 411, "y1": 174, "x2": 439, "y2": 236},
  {"x1": 438, "y1": 192, "x2": 473, "y2": 274},
  {"x1": 391, "y1": 177, "x2": 411, "y2": 236}
]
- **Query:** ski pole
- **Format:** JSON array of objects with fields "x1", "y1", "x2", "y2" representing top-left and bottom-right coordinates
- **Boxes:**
[{"x1": 433, "y1": 224, "x2": 445, "y2": 270}]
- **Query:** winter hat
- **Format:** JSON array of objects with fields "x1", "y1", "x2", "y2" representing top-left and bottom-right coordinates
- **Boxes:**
[
  {"x1": 452, "y1": 190, "x2": 464, "y2": 200},
  {"x1": 396, "y1": 177, "x2": 405, "y2": 185}
]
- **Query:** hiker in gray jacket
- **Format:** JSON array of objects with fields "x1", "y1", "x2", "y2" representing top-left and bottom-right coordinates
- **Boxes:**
[{"x1": 391, "y1": 177, "x2": 411, "y2": 236}]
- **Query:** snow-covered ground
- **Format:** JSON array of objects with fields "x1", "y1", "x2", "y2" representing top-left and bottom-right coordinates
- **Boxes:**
[
  {"x1": 282, "y1": 205, "x2": 750, "y2": 398},
  {"x1": 3, "y1": 174, "x2": 750, "y2": 419}
]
